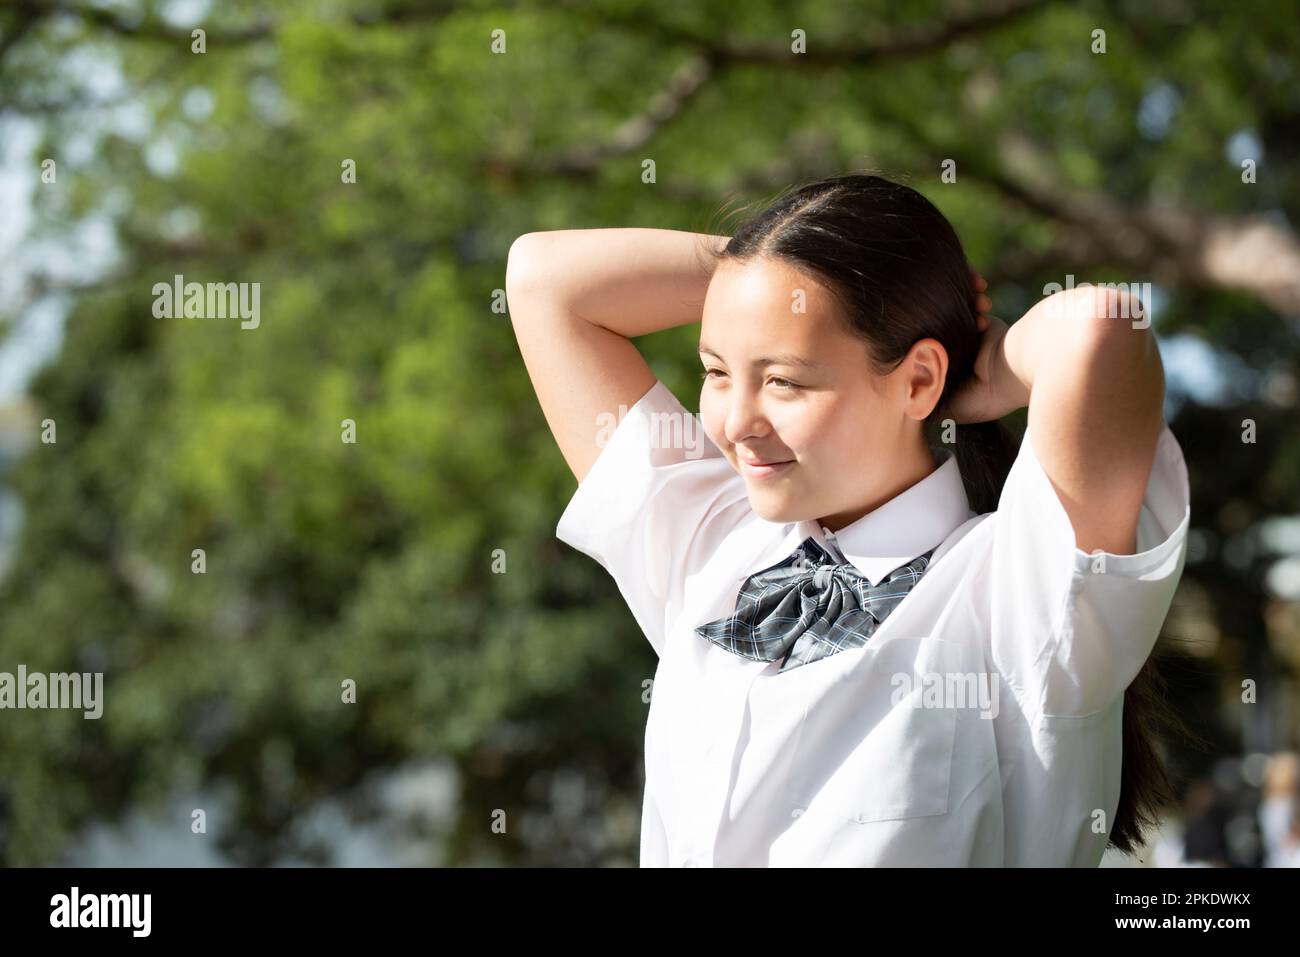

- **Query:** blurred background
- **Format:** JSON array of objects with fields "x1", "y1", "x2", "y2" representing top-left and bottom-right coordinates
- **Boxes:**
[{"x1": 0, "y1": 0, "x2": 1297, "y2": 867}]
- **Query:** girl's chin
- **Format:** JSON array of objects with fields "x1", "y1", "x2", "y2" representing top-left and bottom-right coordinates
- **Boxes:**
[{"x1": 744, "y1": 490, "x2": 808, "y2": 525}]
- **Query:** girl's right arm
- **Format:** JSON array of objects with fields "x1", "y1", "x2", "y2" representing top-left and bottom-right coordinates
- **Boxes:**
[{"x1": 505, "y1": 228, "x2": 729, "y2": 483}]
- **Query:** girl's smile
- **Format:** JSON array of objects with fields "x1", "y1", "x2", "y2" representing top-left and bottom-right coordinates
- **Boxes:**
[{"x1": 738, "y1": 458, "x2": 795, "y2": 479}]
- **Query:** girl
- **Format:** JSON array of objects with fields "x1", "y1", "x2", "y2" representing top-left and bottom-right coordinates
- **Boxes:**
[{"x1": 506, "y1": 173, "x2": 1191, "y2": 867}]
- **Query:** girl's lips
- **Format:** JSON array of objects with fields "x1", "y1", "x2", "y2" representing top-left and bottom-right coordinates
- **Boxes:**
[{"x1": 740, "y1": 458, "x2": 794, "y2": 478}]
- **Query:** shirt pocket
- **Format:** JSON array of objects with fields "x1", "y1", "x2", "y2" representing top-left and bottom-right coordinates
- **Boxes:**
[{"x1": 782, "y1": 635, "x2": 959, "y2": 824}]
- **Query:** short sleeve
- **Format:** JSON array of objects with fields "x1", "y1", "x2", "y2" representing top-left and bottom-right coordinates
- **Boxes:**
[
  {"x1": 555, "y1": 379, "x2": 751, "y2": 657},
  {"x1": 989, "y1": 419, "x2": 1191, "y2": 718}
]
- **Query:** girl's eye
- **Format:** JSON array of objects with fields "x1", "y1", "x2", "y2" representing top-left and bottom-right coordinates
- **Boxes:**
[{"x1": 700, "y1": 370, "x2": 799, "y2": 389}]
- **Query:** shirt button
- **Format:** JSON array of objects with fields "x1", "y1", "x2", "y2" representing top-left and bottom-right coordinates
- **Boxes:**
[{"x1": 791, "y1": 807, "x2": 805, "y2": 819}]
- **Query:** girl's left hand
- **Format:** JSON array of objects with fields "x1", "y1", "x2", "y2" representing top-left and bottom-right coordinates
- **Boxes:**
[
  {"x1": 946, "y1": 272, "x2": 1028, "y2": 424},
  {"x1": 972, "y1": 270, "x2": 992, "y2": 329}
]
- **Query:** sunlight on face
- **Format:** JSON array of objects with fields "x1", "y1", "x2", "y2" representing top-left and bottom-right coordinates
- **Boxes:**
[{"x1": 698, "y1": 256, "x2": 938, "y2": 529}]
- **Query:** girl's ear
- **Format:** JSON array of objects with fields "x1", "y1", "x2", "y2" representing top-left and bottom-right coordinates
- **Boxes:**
[{"x1": 901, "y1": 338, "x2": 948, "y2": 420}]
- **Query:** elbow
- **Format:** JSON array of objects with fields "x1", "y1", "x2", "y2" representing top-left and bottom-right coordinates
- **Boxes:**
[
  {"x1": 1052, "y1": 284, "x2": 1159, "y2": 366},
  {"x1": 1042, "y1": 283, "x2": 1153, "y2": 335},
  {"x1": 505, "y1": 232, "x2": 545, "y2": 322},
  {"x1": 1075, "y1": 294, "x2": 1166, "y2": 414},
  {"x1": 1086, "y1": 283, "x2": 1152, "y2": 333},
  {"x1": 505, "y1": 232, "x2": 539, "y2": 293}
]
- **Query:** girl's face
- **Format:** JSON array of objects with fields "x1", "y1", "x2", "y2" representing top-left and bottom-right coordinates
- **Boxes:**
[{"x1": 698, "y1": 256, "x2": 947, "y2": 530}]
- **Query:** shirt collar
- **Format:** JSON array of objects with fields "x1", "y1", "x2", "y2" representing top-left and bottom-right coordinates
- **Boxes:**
[{"x1": 795, "y1": 446, "x2": 974, "y2": 586}]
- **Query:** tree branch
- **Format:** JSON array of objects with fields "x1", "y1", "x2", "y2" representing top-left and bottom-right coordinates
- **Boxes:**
[
  {"x1": 864, "y1": 99, "x2": 1300, "y2": 314},
  {"x1": 481, "y1": 0, "x2": 1051, "y2": 181}
]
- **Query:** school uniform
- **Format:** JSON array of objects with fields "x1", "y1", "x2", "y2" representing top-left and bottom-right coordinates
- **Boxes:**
[{"x1": 556, "y1": 379, "x2": 1190, "y2": 866}]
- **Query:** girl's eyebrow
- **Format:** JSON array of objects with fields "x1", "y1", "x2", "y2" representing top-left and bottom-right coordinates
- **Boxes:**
[{"x1": 698, "y1": 345, "x2": 822, "y2": 370}]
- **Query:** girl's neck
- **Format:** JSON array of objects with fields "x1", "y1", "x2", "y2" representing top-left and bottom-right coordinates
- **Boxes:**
[{"x1": 817, "y1": 441, "x2": 938, "y2": 533}]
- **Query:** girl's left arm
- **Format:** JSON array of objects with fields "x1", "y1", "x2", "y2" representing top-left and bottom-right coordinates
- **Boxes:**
[{"x1": 996, "y1": 284, "x2": 1166, "y2": 557}]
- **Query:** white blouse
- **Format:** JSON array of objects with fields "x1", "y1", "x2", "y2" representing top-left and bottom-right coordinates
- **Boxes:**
[{"x1": 556, "y1": 379, "x2": 1191, "y2": 866}]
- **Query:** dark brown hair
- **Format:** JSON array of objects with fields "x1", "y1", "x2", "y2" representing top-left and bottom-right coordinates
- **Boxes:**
[{"x1": 701, "y1": 171, "x2": 1190, "y2": 856}]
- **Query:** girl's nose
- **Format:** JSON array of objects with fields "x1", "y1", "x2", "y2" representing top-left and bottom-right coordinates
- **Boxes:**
[{"x1": 723, "y1": 389, "x2": 770, "y2": 446}]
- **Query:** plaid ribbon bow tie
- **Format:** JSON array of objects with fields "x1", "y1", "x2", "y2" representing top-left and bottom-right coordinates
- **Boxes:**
[{"x1": 694, "y1": 536, "x2": 936, "y2": 672}]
